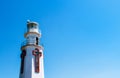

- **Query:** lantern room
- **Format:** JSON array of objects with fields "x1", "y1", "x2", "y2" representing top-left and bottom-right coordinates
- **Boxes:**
[{"x1": 27, "y1": 21, "x2": 39, "y2": 33}]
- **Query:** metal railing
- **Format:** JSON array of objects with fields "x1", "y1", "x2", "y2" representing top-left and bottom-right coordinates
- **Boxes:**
[
  {"x1": 21, "y1": 40, "x2": 27, "y2": 47},
  {"x1": 21, "y1": 40, "x2": 41, "y2": 47}
]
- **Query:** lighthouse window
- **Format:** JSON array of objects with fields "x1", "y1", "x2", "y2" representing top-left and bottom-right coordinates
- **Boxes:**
[
  {"x1": 34, "y1": 26, "x2": 37, "y2": 29},
  {"x1": 30, "y1": 25, "x2": 37, "y2": 29},
  {"x1": 31, "y1": 26, "x2": 34, "y2": 28}
]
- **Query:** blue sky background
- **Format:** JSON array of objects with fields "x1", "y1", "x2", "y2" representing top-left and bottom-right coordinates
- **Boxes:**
[{"x1": 0, "y1": 0, "x2": 120, "y2": 78}]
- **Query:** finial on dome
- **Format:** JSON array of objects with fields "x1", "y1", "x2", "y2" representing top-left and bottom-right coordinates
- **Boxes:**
[{"x1": 27, "y1": 20, "x2": 30, "y2": 23}]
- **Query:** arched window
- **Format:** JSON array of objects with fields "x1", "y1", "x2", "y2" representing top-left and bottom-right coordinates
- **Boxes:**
[{"x1": 36, "y1": 37, "x2": 39, "y2": 45}]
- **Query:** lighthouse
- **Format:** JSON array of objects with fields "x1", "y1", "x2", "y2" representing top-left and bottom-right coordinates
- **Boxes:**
[{"x1": 19, "y1": 21, "x2": 44, "y2": 78}]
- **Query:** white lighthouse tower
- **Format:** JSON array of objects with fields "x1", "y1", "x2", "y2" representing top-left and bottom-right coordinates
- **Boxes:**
[{"x1": 19, "y1": 21, "x2": 44, "y2": 78}]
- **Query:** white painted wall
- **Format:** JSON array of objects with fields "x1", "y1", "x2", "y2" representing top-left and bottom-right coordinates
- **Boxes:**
[
  {"x1": 19, "y1": 46, "x2": 44, "y2": 78},
  {"x1": 29, "y1": 28, "x2": 39, "y2": 33}
]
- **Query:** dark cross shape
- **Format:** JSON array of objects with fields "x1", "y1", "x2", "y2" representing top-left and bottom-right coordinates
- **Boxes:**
[
  {"x1": 20, "y1": 50, "x2": 26, "y2": 74},
  {"x1": 32, "y1": 48, "x2": 42, "y2": 73}
]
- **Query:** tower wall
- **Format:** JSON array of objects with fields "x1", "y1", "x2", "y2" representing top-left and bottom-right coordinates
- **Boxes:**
[{"x1": 19, "y1": 46, "x2": 44, "y2": 78}]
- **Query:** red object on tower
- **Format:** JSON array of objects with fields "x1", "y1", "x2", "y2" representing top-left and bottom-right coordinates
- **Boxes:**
[{"x1": 32, "y1": 48, "x2": 42, "y2": 73}]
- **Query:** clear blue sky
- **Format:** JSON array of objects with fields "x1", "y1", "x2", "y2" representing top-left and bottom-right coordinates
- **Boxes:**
[{"x1": 0, "y1": 0, "x2": 120, "y2": 78}]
